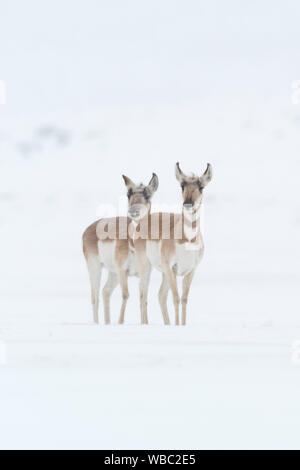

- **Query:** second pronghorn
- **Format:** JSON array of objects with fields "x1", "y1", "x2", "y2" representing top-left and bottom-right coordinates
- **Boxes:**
[
  {"x1": 133, "y1": 163, "x2": 212, "y2": 325},
  {"x1": 82, "y1": 173, "x2": 159, "y2": 324}
]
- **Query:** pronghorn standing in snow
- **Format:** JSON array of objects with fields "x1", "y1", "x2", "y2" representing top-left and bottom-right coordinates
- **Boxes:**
[
  {"x1": 134, "y1": 163, "x2": 212, "y2": 325},
  {"x1": 82, "y1": 173, "x2": 159, "y2": 324}
]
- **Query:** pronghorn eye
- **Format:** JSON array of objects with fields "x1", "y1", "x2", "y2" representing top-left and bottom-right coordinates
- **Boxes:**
[
  {"x1": 181, "y1": 184, "x2": 185, "y2": 192},
  {"x1": 127, "y1": 189, "x2": 133, "y2": 199},
  {"x1": 197, "y1": 182, "x2": 204, "y2": 191},
  {"x1": 143, "y1": 189, "x2": 150, "y2": 201}
]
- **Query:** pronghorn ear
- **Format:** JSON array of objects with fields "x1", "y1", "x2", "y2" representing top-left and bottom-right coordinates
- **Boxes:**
[
  {"x1": 175, "y1": 162, "x2": 186, "y2": 183},
  {"x1": 122, "y1": 175, "x2": 135, "y2": 188},
  {"x1": 147, "y1": 173, "x2": 159, "y2": 194},
  {"x1": 199, "y1": 163, "x2": 213, "y2": 187}
]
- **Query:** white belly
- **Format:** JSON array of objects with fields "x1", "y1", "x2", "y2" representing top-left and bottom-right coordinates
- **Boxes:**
[
  {"x1": 146, "y1": 240, "x2": 203, "y2": 276},
  {"x1": 98, "y1": 241, "x2": 117, "y2": 273},
  {"x1": 146, "y1": 241, "x2": 164, "y2": 272},
  {"x1": 123, "y1": 249, "x2": 139, "y2": 277},
  {"x1": 98, "y1": 241, "x2": 138, "y2": 276},
  {"x1": 173, "y1": 243, "x2": 203, "y2": 276}
]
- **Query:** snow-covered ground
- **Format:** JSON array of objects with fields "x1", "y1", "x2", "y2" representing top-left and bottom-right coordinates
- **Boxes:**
[{"x1": 1, "y1": 0, "x2": 300, "y2": 450}]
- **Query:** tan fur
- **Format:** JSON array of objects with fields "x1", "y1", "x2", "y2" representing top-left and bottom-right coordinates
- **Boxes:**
[{"x1": 82, "y1": 220, "x2": 99, "y2": 256}]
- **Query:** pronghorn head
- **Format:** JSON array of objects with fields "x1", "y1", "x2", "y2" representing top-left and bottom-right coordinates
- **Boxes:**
[
  {"x1": 175, "y1": 162, "x2": 212, "y2": 212},
  {"x1": 122, "y1": 173, "x2": 159, "y2": 221}
]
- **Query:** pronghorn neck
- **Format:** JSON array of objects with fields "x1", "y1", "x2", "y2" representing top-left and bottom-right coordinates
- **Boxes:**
[
  {"x1": 182, "y1": 204, "x2": 201, "y2": 242},
  {"x1": 128, "y1": 210, "x2": 151, "y2": 243},
  {"x1": 131, "y1": 210, "x2": 150, "y2": 227}
]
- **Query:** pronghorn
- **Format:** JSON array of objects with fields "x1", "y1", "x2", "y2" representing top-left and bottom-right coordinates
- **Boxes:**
[
  {"x1": 134, "y1": 163, "x2": 212, "y2": 325},
  {"x1": 82, "y1": 173, "x2": 159, "y2": 324}
]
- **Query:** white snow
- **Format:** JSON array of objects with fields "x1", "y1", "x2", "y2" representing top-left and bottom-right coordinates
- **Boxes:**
[{"x1": 1, "y1": 0, "x2": 300, "y2": 450}]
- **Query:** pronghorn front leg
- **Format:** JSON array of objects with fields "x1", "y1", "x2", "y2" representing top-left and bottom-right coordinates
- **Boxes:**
[
  {"x1": 181, "y1": 269, "x2": 195, "y2": 326},
  {"x1": 115, "y1": 240, "x2": 130, "y2": 325},
  {"x1": 135, "y1": 240, "x2": 151, "y2": 325},
  {"x1": 163, "y1": 264, "x2": 180, "y2": 326},
  {"x1": 118, "y1": 269, "x2": 129, "y2": 324},
  {"x1": 139, "y1": 262, "x2": 151, "y2": 325},
  {"x1": 158, "y1": 273, "x2": 170, "y2": 325}
]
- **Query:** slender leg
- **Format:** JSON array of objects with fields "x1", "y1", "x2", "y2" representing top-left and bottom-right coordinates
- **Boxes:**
[
  {"x1": 139, "y1": 263, "x2": 151, "y2": 325},
  {"x1": 163, "y1": 264, "x2": 180, "y2": 326},
  {"x1": 158, "y1": 273, "x2": 170, "y2": 325},
  {"x1": 135, "y1": 242, "x2": 152, "y2": 325},
  {"x1": 86, "y1": 255, "x2": 102, "y2": 324},
  {"x1": 181, "y1": 270, "x2": 195, "y2": 326},
  {"x1": 118, "y1": 270, "x2": 129, "y2": 324},
  {"x1": 102, "y1": 271, "x2": 118, "y2": 325},
  {"x1": 114, "y1": 240, "x2": 130, "y2": 325}
]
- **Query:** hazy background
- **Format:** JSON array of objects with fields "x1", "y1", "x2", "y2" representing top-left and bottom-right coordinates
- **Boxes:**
[
  {"x1": 0, "y1": 0, "x2": 300, "y2": 450},
  {"x1": 1, "y1": 0, "x2": 299, "y2": 315}
]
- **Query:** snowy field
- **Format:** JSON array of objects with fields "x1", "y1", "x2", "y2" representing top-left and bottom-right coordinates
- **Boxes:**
[{"x1": 1, "y1": 0, "x2": 300, "y2": 450}]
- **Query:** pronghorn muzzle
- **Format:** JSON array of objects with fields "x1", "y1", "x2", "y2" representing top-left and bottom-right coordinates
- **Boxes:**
[
  {"x1": 183, "y1": 198, "x2": 194, "y2": 210},
  {"x1": 128, "y1": 204, "x2": 144, "y2": 220}
]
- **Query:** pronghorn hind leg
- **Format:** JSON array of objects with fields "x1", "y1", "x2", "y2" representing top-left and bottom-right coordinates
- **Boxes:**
[
  {"x1": 102, "y1": 271, "x2": 118, "y2": 325},
  {"x1": 85, "y1": 256, "x2": 102, "y2": 324},
  {"x1": 118, "y1": 270, "x2": 129, "y2": 325},
  {"x1": 158, "y1": 273, "x2": 170, "y2": 325},
  {"x1": 181, "y1": 269, "x2": 195, "y2": 326}
]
